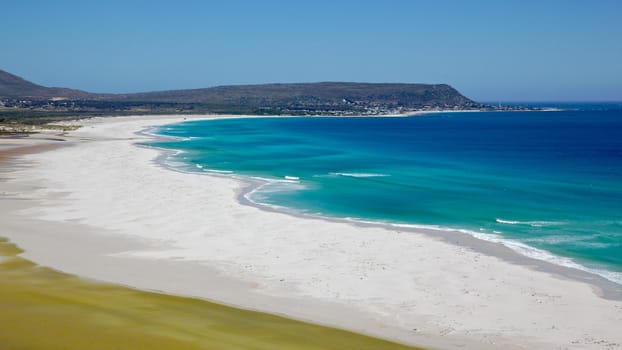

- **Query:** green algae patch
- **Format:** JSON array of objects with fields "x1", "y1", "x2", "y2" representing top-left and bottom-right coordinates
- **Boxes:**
[{"x1": 0, "y1": 238, "x2": 422, "y2": 350}]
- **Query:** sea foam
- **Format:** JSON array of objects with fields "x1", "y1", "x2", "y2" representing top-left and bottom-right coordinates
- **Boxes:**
[
  {"x1": 330, "y1": 172, "x2": 389, "y2": 178},
  {"x1": 495, "y1": 218, "x2": 564, "y2": 227}
]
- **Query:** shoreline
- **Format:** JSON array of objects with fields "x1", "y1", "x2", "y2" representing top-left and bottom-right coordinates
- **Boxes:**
[
  {"x1": 2, "y1": 114, "x2": 622, "y2": 349},
  {"x1": 233, "y1": 178, "x2": 622, "y2": 299},
  {"x1": 147, "y1": 114, "x2": 621, "y2": 292},
  {"x1": 153, "y1": 142, "x2": 622, "y2": 296}
]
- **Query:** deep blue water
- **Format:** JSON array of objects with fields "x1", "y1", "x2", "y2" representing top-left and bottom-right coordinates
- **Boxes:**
[{"x1": 149, "y1": 107, "x2": 622, "y2": 284}]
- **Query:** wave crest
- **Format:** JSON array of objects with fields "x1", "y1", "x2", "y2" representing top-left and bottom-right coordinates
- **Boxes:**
[
  {"x1": 495, "y1": 218, "x2": 564, "y2": 227},
  {"x1": 330, "y1": 172, "x2": 389, "y2": 178}
]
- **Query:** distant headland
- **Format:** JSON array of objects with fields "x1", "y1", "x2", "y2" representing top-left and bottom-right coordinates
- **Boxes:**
[{"x1": 0, "y1": 69, "x2": 538, "y2": 124}]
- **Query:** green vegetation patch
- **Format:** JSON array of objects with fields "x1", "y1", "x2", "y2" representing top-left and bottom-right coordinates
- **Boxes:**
[
  {"x1": 0, "y1": 237, "x2": 421, "y2": 350},
  {"x1": 0, "y1": 123, "x2": 80, "y2": 136}
]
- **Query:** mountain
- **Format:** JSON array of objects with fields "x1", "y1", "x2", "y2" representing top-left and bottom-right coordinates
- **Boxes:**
[
  {"x1": 0, "y1": 69, "x2": 483, "y2": 119},
  {"x1": 0, "y1": 70, "x2": 92, "y2": 99}
]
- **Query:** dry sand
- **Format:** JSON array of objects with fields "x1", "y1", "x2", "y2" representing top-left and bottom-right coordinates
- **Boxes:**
[{"x1": 1, "y1": 115, "x2": 621, "y2": 350}]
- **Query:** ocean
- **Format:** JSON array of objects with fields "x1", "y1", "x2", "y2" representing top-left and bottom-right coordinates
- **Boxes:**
[{"x1": 148, "y1": 105, "x2": 622, "y2": 284}]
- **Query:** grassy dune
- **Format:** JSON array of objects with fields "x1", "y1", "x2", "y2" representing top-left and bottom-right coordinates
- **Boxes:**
[{"x1": 0, "y1": 237, "x2": 421, "y2": 350}]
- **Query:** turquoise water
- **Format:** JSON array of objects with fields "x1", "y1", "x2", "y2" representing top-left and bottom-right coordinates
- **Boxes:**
[{"x1": 149, "y1": 107, "x2": 622, "y2": 283}]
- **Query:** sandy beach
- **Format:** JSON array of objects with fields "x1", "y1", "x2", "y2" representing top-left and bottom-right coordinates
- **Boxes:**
[{"x1": 1, "y1": 114, "x2": 621, "y2": 350}]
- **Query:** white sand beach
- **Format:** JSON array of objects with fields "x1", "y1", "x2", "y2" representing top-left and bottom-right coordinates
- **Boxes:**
[{"x1": 1, "y1": 115, "x2": 621, "y2": 350}]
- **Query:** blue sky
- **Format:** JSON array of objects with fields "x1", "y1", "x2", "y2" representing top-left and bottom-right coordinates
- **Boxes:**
[{"x1": 2, "y1": 0, "x2": 621, "y2": 101}]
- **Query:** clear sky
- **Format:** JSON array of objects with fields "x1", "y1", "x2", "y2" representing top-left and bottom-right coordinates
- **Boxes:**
[{"x1": 2, "y1": 0, "x2": 621, "y2": 102}]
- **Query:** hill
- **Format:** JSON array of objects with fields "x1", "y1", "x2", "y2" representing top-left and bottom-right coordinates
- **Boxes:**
[
  {"x1": 0, "y1": 69, "x2": 484, "y2": 121},
  {"x1": 114, "y1": 82, "x2": 477, "y2": 111},
  {"x1": 0, "y1": 70, "x2": 93, "y2": 100}
]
